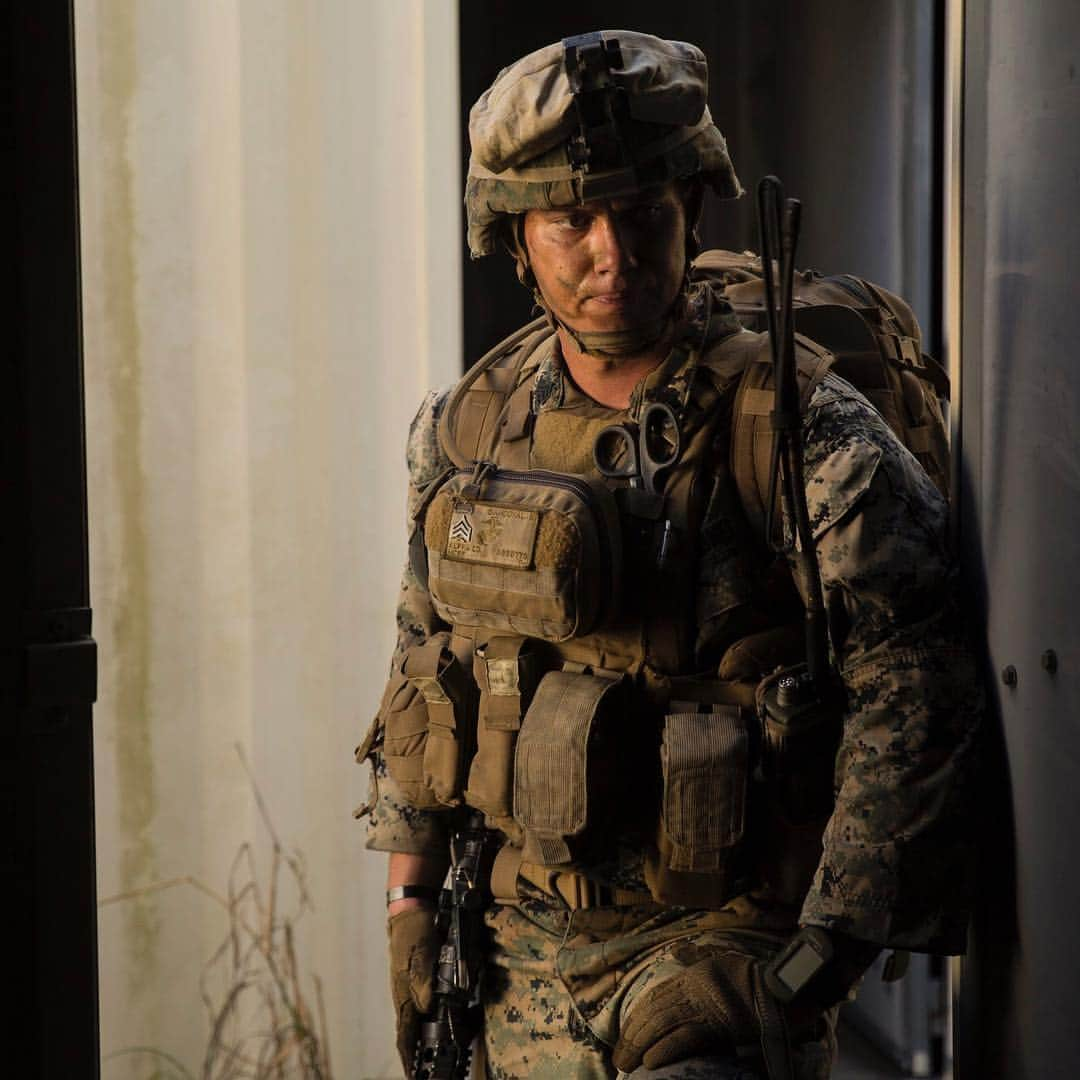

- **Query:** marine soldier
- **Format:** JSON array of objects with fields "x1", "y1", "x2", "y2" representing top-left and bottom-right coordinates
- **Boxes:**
[{"x1": 356, "y1": 30, "x2": 980, "y2": 1080}]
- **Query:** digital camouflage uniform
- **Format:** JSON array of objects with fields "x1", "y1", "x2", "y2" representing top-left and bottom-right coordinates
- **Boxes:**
[
  {"x1": 360, "y1": 28, "x2": 979, "y2": 1080},
  {"x1": 362, "y1": 291, "x2": 980, "y2": 1078}
]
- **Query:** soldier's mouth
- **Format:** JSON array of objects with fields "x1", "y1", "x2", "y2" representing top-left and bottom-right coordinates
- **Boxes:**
[{"x1": 587, "y1": 290, "x2": 632, "y2": 308}]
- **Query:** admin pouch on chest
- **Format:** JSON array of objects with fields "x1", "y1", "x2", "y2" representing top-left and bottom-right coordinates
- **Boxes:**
[
  {"x1": 420, "y1": 462, "x2": 623, "y2": 643},
  {"x1": 416, "y1": 292, "x2": 752, "y2": 663},
  {"x1": 692, "y1": 249, "x2": 951, "y2": 541}
]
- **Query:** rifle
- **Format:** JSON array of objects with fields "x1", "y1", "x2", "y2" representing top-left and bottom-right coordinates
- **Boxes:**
[{"x1": 412, "y1": 808, "x2": 497, "y2": 1080}]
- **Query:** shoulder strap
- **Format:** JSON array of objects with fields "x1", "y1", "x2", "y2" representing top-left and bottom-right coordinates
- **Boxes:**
[
  {"x1": 438, "y1": 317, "x2": 552, "y2": 468},
  {"x1": 731, "y1": 334, "x2": 835, "y2": 548}
]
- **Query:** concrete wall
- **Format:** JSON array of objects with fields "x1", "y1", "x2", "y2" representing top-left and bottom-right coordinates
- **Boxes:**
[{"x1": 74, "y1": 3, "x2": 461, "y2": 1076}]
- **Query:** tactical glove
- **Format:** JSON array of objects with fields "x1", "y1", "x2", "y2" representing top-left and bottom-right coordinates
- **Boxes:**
[
  {"x1": 612, "y1": 950, "x2": 782, "y2": 1074},
  {"x1": 613, "y1": 933, "x2": 878, "y2": 1075},
  {"x1": 388, "y1": 906, "x2": 440, "y2": 1077}
]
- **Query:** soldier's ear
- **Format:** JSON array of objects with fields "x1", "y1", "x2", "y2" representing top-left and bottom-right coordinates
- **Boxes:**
[
  {"x1": 680, "y1": 178, "x2": 705, "y2": 263},
  {"x1": 685, "y1": 225, "x2": 701, "y2": 264},
  {"x1": 501, "y1": 215, "x2": 536, "y2": 289}
]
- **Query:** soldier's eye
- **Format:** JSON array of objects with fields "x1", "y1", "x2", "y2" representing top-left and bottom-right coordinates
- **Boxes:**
[
  {"x1": 558, "y1": 212, "x2": 592, "y2": 231},
  {"x1": 632, "y1": 203, "x2": 665, "y2": 223}
]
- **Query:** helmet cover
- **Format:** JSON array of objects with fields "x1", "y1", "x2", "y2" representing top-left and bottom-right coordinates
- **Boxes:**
[{"x1": 466, "y1": 29, "x2": 742, "y2": 258}]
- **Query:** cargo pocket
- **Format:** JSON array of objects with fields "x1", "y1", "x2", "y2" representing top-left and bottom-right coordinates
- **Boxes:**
[
  {"x1": 513, "y1": 669, "x2": 625, "y2": 867},
  {"x1": 464, "y1": 637, "x2": 537, "y2": 839}
]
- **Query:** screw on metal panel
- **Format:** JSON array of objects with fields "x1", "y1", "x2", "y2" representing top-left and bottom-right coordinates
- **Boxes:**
[
  {"x1": 1041, "y1": 650, "x2": 1059, "y2": 674},
  {"x1": 1001, "y1": 665, "x2": 1018, "y2": 687}
]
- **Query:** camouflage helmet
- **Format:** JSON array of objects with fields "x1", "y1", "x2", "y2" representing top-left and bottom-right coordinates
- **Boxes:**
[{"x1": 466, "y1": 29, "x2": 742, "y2": 258}]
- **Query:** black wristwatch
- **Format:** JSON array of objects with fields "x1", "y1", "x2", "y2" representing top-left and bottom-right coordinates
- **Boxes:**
[{"x1": 763, "y1": 926, "x2": 835, "y2": 1004}]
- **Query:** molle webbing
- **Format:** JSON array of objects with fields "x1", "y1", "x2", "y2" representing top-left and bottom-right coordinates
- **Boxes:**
[
  {"x1": 731, "y1": 334, "x2": 835, "y2": 552},
  {"x1": 439, "y1": 316, "x2": 552, "y2": 469}
]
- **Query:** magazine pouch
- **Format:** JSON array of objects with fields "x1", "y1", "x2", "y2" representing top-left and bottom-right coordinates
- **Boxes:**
[{"x1": 513, "y1": 669, "x2": 626, "y2": 866}]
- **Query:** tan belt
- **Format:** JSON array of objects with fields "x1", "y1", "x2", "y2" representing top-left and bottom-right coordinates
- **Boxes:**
[
  {"x1": 491, "y1": 843, "x2": 654, "y2": 910},
  {"x1": 551, "y1": 870, "x2": 655, "y2": 910}
]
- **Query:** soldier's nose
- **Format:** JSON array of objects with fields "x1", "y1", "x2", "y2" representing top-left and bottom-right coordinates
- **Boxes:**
[{"x1": 591, "y1": 212, "x2": 636, "y2": 274}]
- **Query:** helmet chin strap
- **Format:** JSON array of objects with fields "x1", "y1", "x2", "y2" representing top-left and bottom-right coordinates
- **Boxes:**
[
  {"x1": 533, "y1": 269, "x2": 696, "y2": 358},
  {"x1": 543, "y1": 300, "x2": 672, "y2": 358}
]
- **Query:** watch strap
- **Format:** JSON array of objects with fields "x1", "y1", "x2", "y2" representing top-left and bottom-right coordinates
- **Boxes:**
[{"x1": 386, "y1": 884, "x2": 440, "y2": 908}]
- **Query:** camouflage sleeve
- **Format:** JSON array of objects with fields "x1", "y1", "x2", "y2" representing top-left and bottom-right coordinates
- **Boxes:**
[
  {"x1": 394, "y1": 385, "x2": 456, "y2": 667},
  {"x1": 363, "y1": 387, "x2": 455, "y2": 855},
  {"x1": 794, "y1": 374, "x2": 981, "y2": 954}
]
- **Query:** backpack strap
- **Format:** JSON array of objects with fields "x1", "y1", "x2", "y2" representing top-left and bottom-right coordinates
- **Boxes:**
[
  {"x1": 731, "y1": 334, "x2": 836, "y2": 549},
  {"x1": 832, "y1": 275, "x2": 950, "y2": 398},
  {"x1": 438, "y1": 316, "x2": 552, "y2": 468},
  {"x1": 809, "y1": 282, "x2": 951, "y2": 497}
]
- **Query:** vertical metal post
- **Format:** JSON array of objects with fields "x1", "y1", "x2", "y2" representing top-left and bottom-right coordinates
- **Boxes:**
[
  {"x1": 2, "y1": 3, "x2": 101, "y2": 1075},
  {"x1": 942, "y1": 4, "x2": 968, "y2": 1073},
  {"x1": 942, "y1": 0, "x2": 967, "y2": 549}
]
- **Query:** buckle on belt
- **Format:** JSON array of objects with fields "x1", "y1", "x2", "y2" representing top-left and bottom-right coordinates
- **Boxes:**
[{"x1": 555, "y1": 871, "x2": 615, "y2": 910}]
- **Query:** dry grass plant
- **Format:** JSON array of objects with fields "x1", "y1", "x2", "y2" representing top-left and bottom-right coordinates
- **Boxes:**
[{"x1": 100, "y1": 745, "x2": 334, "y2": 1080}]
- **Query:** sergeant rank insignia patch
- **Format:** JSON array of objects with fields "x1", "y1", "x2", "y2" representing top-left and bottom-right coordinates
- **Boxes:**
[
  {"x1": 446, "y1": 502, "x2": 539, "y2": 569},
  {"x1": 449, "y1": 509, "x2": 474, "y2": 543}
]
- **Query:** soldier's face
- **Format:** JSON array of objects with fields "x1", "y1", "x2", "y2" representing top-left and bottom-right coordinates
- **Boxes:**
[{"x1": 523, "y1": 183, "x2": 688, "y2": 336}]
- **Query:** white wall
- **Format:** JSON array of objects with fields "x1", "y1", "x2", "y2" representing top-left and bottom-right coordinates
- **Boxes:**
[{"x1": 75, "y1": 3, "x2": 461, "y2": 1076}]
